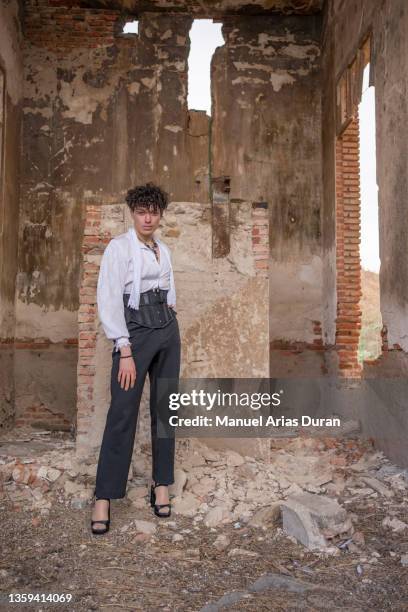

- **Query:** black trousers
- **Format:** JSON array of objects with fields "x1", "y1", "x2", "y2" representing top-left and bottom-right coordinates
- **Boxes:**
[{"x1": 94, "y1": 316, "x2": 181, "y2": 499}]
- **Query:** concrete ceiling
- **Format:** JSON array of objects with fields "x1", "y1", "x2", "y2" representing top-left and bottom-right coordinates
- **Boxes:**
[{"x1": 79, "y1": 0, "x2": 325, "y2": 16}]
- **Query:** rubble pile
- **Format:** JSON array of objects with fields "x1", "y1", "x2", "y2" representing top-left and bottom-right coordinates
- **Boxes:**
[{"x1": 1, "y1": 427, "x2": 408, "y2": 554}]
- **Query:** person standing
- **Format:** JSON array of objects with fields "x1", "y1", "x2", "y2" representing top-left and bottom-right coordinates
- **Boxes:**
[{"x1": 90, "y1": 183, "x2": 181, "y2": 534}]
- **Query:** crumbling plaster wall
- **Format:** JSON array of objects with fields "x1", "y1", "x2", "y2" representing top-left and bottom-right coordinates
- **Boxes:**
[
  {"x1": 18, "y1": 10, "x2": 197, "y2": 340},
  {"x1": 17, "y1": 7, "x2": 205, "y2": 426},
  {"x1": 78, "y1": 0, "x2": 324, "y2": 14},
  {"x1": 81, "y1": 200, "x2": 268, "y2": 459},
  {"x1": 17, "y1": 2, "x2": 268, "y2": 436},
  {"x1": 321, "y1": 0, "x2": 408, "y2": 466},
  {"x1": 321, "y1": 0, "x2": 408, "y2": 354},
  {"x1": 0, "y1": 0, "x2": 24, "y2": 429},
  {"x1": 212, "y1": 15, "x2": 324, "y2": 376}
]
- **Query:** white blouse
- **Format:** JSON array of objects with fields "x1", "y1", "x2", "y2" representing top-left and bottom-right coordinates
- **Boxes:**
[{"x1": 97, "y1": 229, "x2": 175, "y2": 352}]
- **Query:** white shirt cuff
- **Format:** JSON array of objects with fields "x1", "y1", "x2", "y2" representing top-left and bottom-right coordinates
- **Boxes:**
[{"x1": 115, "y1": 337, "x2": 131, "y2": 352}]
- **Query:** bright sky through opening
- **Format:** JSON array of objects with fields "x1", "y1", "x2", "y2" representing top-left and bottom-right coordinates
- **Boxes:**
[
  {"x1": 123, "y1": 20, "x2": 139, "y2": 34},
  {"x1": 359, "y1": 64, "x2": 380, "y2": 273},
  {"x1": 187, "y1": 20, "x2": 224, "y2": 114}
]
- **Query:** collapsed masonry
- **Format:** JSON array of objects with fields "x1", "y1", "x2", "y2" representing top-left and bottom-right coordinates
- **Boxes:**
[
  {"x1": 2, "y1": 423, "x2": 408, "y2": 557},
  {"x1": 0, "y1": 0, "x2": 408, "y2": 466}
]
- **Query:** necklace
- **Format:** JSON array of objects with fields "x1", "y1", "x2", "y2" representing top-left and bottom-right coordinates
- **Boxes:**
[
  {"x1": 139, "y1": 236, "x2": 159, "y2": 263},
  {"x1": 136, "y1": 231, "x2": 160, "y2": 262}
]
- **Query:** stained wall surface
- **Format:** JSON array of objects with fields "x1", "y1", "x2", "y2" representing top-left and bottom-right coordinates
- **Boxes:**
[
  {"x1": 321, "y1": 0, "x2": 408, "y2": 464},
  {"x1": 1, "y1": 0, "x2": 407, "y2": 466},
  {"x1": 15, "y1": 8, "x2": 198, "y2": 428},
  {"x1": 77, "y1": 0, "x2": 324, "y2": 14},
  {"x1": 0, "y1": 0, "x2": 24, "y2": 429},
  {"x1": 211, "y1": 15, "x2": 324, "y2": 378},
  {"x1": 77, "y1": 200, "x2": 269, "y2": 459},
  {"x1": 322, "y1": 0, "x2": 408, "y2": 353},
  {"x1": 16, "y1": 3, "x2": 272, "y2": 438}
]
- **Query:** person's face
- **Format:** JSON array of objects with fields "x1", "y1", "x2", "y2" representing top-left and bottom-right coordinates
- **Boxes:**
[{"x1": 131, "y1": 204, "x2": 162, "y2": 238}]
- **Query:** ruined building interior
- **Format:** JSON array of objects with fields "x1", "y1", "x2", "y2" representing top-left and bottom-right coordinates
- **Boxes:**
[{"x1": 0, "y1": 0, "x2": 407, "y2": 470}]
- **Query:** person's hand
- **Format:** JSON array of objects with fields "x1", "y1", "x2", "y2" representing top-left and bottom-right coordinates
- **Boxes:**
[{"x1": 118, "y1": 346, "x2": 136, "y2": 391}]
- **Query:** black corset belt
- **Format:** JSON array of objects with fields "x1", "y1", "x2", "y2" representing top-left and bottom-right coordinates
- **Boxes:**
[{"x1": 123, "y1": 289, "x2": 176, "y2": 330}]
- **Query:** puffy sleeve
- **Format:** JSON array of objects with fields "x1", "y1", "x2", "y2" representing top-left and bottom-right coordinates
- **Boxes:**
[{"x1": 97, "y1": 240, "x2": 130, "y2": 351}]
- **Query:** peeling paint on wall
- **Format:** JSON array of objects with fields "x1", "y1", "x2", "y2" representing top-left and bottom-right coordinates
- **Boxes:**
[{"x1": 270, "y1": 70, "x2": 296, "y2": 90}]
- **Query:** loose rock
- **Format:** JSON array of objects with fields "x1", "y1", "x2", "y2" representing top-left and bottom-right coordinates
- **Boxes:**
[{"x1": 281, "y1": 492, "x2": 352, "y2": 550}]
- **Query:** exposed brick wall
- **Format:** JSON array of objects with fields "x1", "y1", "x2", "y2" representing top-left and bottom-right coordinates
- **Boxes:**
[
  {"x1": 251, "y1": 202, "x2": 269, "y2": 277},
  {"x1": 362, "y1": 324, "x2": 406, "y2": 377},
  {"x1": 10, "y1": 338, "x2": 77, "y2": 431},
  {"x1": 269, "y1": 336, "x2": 324, "y2": 354},
  {"x1": 23, "y1": 1, "x2": 124, "y2": 51},
  {"x1": 0, "y1": 341, "x2": 15, "y2": 430},
  {"x1": 76, "y1": 204, "x2": 111, "y2": 441},
  {"x1": 379, "y1": 324, "x2": 406, "y2": 353},
  {"x1": 335, "y1": 115, "x2": 362, "y2": 377},
  {"x1": 14, "y1": 403, "x2": 71, "y2": 430},
  {"x1": 76, "y1": 199, "x2": 270, "y2": 453}
]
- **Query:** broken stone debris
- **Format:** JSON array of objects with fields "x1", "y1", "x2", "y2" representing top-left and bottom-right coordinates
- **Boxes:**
[
  {"x1": 0, "y1": 427, "x2": 406, "y2": 555},
  {"x1": 280, "y1": 491, "x2": 353, "y2": 550},
  {"x1": 400, "y1": 553, "x2": 408, "y2": 567},
  {"x1": 227, "y1": 547, "x2": 259, "y2": 558},
  {"x1": 381, "y1": 516, "x2": 408, "y2": 532},
  {"x1": 213, "y1": 533, "x2": 230, "y2": 551},
  {"x1": 199, "y1": 572, "x2": 322, "y2": 612},
  {"x1": 248, "y1": 503, "x2": 281, "y2": 528},
  {"x1": 133, "y1": 519, "x2": 157, "y2": 535}
]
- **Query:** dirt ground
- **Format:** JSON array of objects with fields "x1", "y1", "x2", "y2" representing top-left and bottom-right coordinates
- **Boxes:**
[{"x1": 1, "y1": 430, "x2": 408, "y2": 611}]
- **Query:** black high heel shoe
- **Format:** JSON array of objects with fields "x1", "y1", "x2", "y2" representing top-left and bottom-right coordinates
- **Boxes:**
[
  {"x1": 150, "y1": 483, "x2": 171, "y2": 518},
  {"x1": 91, "y1": 497, "x2": 111, "y2": 534}
]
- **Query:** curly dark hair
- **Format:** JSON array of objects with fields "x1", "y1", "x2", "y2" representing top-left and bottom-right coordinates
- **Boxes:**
[{"x1": 125, "y1": 182, "x2": 169, "y2": 214}]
